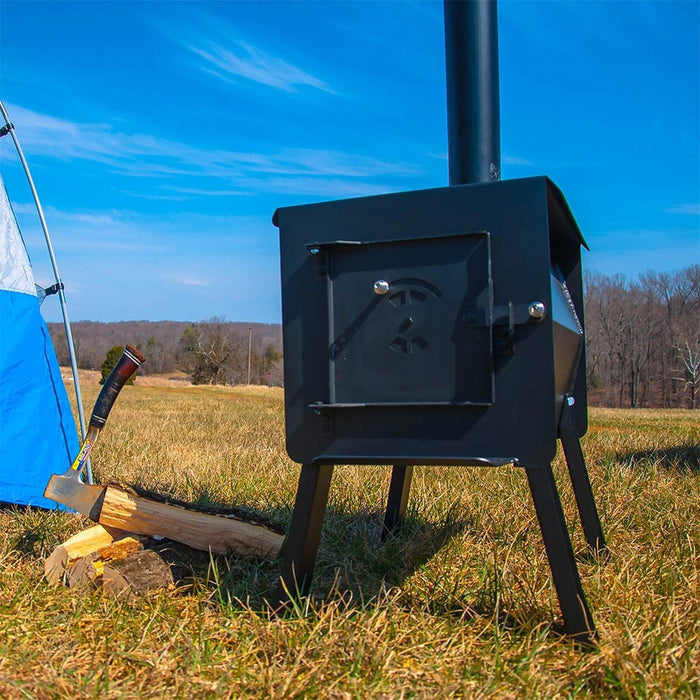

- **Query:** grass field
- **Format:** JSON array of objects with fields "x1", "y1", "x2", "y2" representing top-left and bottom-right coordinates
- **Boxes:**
[{"x1": 1, "y1": 382, "x2": 698, "y2": 698}]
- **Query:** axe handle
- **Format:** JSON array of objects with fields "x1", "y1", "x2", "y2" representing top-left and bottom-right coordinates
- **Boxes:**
[
  {"x1": 69, "y1": 345, "x2": 146, "y2": 474},
  {"x1": 69, "y1": 424, "x2": 100, "y2": 474},
  {"x1": 91, "y1": 345, "x2": 146, "y2": 429}
]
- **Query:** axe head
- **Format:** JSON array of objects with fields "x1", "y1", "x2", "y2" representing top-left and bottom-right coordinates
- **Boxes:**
[{"x1": 44, "y1": 473, "x2": 106, "y2": 521}]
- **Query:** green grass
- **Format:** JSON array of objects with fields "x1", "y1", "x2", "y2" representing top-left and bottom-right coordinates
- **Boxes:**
[{"x1": 1, "y1": 385, "x2": 698, "y2": 698}]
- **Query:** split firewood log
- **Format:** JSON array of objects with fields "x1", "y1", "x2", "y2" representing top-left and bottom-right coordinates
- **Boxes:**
[
  {"x1": 44, "y1": 524, "x2": 134, "y2": 584},
  {"x1": 45, "y1": 521, "x2": 223, "y2": 598},
  {"x1": 46, "y1": 526, "x2": 183, "y2": 598}
]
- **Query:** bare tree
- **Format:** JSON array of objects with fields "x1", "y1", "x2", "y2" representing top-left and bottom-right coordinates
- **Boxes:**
[
  {"x1": 180, "y1": 318, "x2": 244, "y2": 385},
  {"x1": 675, "y1": 339, "x2": 700, "y2": 409}
]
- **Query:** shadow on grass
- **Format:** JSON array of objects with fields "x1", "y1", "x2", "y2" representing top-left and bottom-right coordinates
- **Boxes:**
[
  {"x1": 203, "y1": 505, "x2": 485, "y2": 617},
  {"x1": 618, "y1": 444, "x2": 699, "y2": 472},
  {"x1": 199, "y1": 504, "x2": 596, "y2": 644}
]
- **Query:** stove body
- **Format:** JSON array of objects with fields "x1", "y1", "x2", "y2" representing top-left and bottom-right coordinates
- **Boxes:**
[{"x1": 276, "y1": 176, "x2": 587, "y2": 470}]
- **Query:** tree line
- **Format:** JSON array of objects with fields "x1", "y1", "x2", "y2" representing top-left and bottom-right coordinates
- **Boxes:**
[
  {"x1": 584, "y1": 265, "x2": 698, "y2": 408},
  {"x1": 47, "y1": 264, "x2": 698, "y2": 405},
  {"x1": 48, "y1": 319, "x2": 284, "y2": 387}
]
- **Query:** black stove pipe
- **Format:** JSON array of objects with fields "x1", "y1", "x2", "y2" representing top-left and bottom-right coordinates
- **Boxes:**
[{"x1": 444, "y1": 0, "x2": 501, "y2": 186}]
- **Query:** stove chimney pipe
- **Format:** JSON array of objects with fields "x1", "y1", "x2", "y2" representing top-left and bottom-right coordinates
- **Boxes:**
[{"x1": 444, "y1": 0, "x2": 501, "y2": 185}]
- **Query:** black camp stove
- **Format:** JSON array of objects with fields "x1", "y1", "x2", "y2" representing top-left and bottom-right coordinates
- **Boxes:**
[
  {"x1": 275, "y1": 176, "x2": 588, "y2": 469},
  {"x1": 272, "y1": 0, "x2": 606, "y2": 644}
]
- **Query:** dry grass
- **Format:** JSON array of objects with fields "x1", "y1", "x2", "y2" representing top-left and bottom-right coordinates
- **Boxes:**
[{"x1": 1, "y1": 383, "x2": 698, "y2": 698}]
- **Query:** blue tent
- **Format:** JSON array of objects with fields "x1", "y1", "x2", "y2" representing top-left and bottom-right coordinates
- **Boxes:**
[{"x1": 0, "y1": 175, "x2": 79, "y2": 508}]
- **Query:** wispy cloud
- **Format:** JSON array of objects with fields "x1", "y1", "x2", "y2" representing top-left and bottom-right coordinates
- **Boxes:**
[
  {"x1": 169, "y1": 276, "x2": 211, "y2": 288},
  {"x1": 158, "y1": 186, "x2": 252, "y2": 198},
  {"x1": 13, "y1": 203, "x2": 166, "y2": 254},
  {"x1": 253, "y1": 177, "x2": 396, "y2": 199},
  {"x1": 161, "y1": 13, "x2": 334, "y2": 95},
  {"x1": 423, "y1": 151, "x2": 534, "y2": 168},
  {"x1": 665, "y1": 203, "x2": 700, "y2": 216},
  {"x1": 254, "y1": 148, "x2": 418, "y2": 178},
  {"x1": 502, "y1": 154, "x2": 534, "y2": 167},
  {"x1": 187, "y1": 37, "x2": 335, "y2": 94},
  {"x1": 4, "y1": 104, "x2": 420, "y2": 200}
]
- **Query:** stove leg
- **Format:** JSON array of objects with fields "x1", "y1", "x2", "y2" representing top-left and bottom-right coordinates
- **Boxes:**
[
  {"x1": 559, "y1": 399, "x2": 606, "y2": 553},
  {"x1": 526, "y1": 463, "x2": 596, "y2": 644},
  {"x1": 276, "y1": 463, "x2": 333, "y2": 605},
  {"x1": 382, "y1": 464, "x2": 414, "y2": 541}
]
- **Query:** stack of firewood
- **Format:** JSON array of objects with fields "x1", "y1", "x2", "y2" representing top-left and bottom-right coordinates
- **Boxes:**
[{"x1": 44, "y1": 483, "x2": 285, "y2": 597}]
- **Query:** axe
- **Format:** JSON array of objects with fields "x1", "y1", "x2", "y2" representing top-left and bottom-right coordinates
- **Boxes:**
[{"x1": 44, "y1": 344, "x2": 145, "y2": 512}]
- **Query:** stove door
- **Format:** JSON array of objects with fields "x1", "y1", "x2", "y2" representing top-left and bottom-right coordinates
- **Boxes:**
[{"x1": 320, "y1": 231, "x2": 494, "y2": 407}]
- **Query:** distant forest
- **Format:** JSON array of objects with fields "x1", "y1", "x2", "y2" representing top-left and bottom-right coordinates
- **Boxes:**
[
  {"x1": 584, "y1": 265, "x2": 698, "y2": 409},
  {"x1": 48, "y1": 319, "x2": 284, "y2": 387},
  {"x1": 48, "y1": 265, "x2": 699, "y2": 406}
]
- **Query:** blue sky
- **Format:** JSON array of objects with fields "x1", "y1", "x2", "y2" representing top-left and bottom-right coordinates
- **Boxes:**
[{"x1": 1, "y1": 0, "x2": 698, "y2": 323}]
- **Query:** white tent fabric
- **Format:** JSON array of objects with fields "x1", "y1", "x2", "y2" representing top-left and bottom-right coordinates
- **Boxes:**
[{"x1": 0, "y1": 182, "x2": 34, "y2": 295}]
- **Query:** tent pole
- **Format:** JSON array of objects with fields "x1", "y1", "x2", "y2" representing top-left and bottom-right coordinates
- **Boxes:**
[{"x1": 0, "y1": 100, "x2": 92, "y2": 484}]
